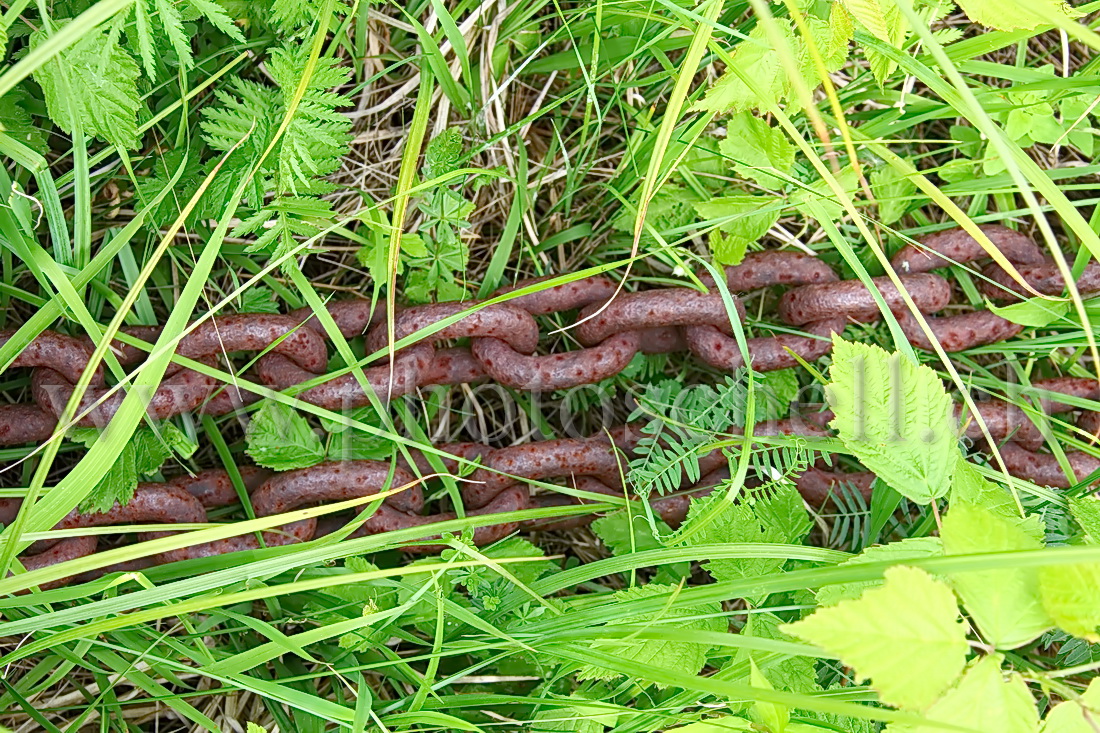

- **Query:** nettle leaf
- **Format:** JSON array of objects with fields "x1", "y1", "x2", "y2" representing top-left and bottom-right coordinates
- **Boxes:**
[
  {"x1": 783, "y1": 566, "x2": 969, "y2": 710},
  {"x1": 694, "y1": 195, "x2": 782, "y2": 266},
  {"x1": 955, "y1": 0, "x2": 1081, "y2": 31},
  {"x1": 70, "y1": 424, "x2": 197, "y2": 513},
  {"x1": 592, "y1": 509, "x2": 688, "y2": 583},
  {"x1": 695, "y1": 21, "x2": 798, "y2": 114},
  {"x1": 31, "y1": 23, "x2": 143, "y2": 148},
  {"x1": 1042, "y1": 677, "x2": 1100, "y2": 733},
  {"x1": 826, "y1": 338, "x2": 957, "y2": 504},
  {"x1": 815, "y1": 536, "x2": 943, "y2": 606},
  {"x1": 1039, "y1": 561, "x2": 1100, "y2": 642},
  {"x1": 246, "y1": 400, "x2": 325, "y2": 471},
  {"x1": 718, "y1": 113, "x2": 795, "y2": 189},
  {"x1": 884, "y1": 655, "x2": 1039, "y2": 733},
  {"x1": 942, "y1": 501, "x2": 1052, "y2": 649},
  {"x1": 791, "y1": 165, "x2": 859, "y2": 224},
  {"x1": 870, "y1": 166, "x2": 917, "y2": 225},
  {"x1": 320, "y1": 408, "x2": 394, "y2": 462},
  {"x1": 951, "y1": 458, "x2": 1045, "y2": 542},
  {"x1": 576, "y1": 584, "x2": 725, "y2": 685},
  {"x1": 0, "y1": 88, "x2": 46, "y2": 151}
]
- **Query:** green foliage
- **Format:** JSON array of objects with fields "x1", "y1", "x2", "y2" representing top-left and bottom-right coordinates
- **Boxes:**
[
  {"x1": 1039, "y1": 561, "x2": 1100, "y2": 642},
  {"x1": 31, "y1": 23, "x2": 142, "y2": 149},
  {"x1": 1041, "y1": 677, "x2": 1100, "y2": 732},
  {"x1": 884, "y1": 654, "x2": 1039, "y2": 733},
  {"x1": 941, "y1": 499, "x2": 1052, "y2": 649},
  {"x1": 826, "y1": 338, "x2": 957, "y2": 504},
  {"x1": 955, "y1": 0, "x2": 1082, "y2": 31},
  {"x1": 784, "y1": 566, "x2": 969, "y2": 709},
  {"x1": 674, "y1": 485, "x2": 812, "y2": 604},
  {"x1": 245, "y1": 399, "x2": 325, "y2": 471},
  {"x1": 70, "y1": 424, "x2": 198, "y2": 513},
  {"x1": 815, "y1": 536, "x2": 943, "y2": 606},
  {"x1": 576, "y1": 584, "x2": 725, "y2": 685}
]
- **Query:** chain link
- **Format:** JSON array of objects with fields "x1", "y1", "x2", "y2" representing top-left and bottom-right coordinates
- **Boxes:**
[{"x1": 4, "y1": 224, "x2": 1100, "y2": 586}]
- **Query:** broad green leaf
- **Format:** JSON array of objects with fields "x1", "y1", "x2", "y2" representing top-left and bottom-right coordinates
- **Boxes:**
[
  {"x1": 1041, "y1": 677, "x2": 1100, "y2": 733},
  {"x1": 826, "y1": 339, "x2": 957, "y2": 504},
  {"x1": 885, "y1": 655, "x2": 1039, "y2": 733},
  {"x1": 941, "y1": 503, "x2": 1052, "y2": 649},
  {"x1": 791, "y1": 166, "x2": 860, "y2": 224},
  {"x1": 576, "y1": 584, "x2": 725, "y2": 685},
  {"x1": 803, "y1": 4, "x2": 854, "y2": 75},
  {"x1": 950, "y1": 458, "x2": 1045, "y2": 542},
  {"x1": 593, "y1": 509, "x2": 689, "y2": 583},
  {"x1": 1039, "y1": 562, "x2": 1100, "y2": 642},
  {"x1": 246, "y1": 724, "x2": 267, "y2": 733},
  {"x1": 695, "y1": 22, "x2": 798, "y2": 114},
  {"x1": 988, "y1": 298, "x2": 1070, "y2": 328},
  {"x1": 718, "y1": 114, "x2": 796, "y2": 189},
  {"x1": 694, "y1": 194, "x2": 782, "y2": 266},
  {"x1": 816, "y1": 536, "x2": 943, "y2": 606},
  {"x1": 783, "y1": 566, "x2": 968, "y2": 710},
  {"x1": 245, "y1": 399, "x2": 325, "y2": 471},
  {"x1": 239, "y1": 286, "x2": 282, "y2": 314},
  {"x1": 870, "y1": 166, "x2": 917, "y2": 225},
  {"x1": 1070, "y1": 496, "x2": 1100, "y2": 541},
  {"x1": 675, "y1": 486, "x2": 811, "y2": 604},
  {"x1": 531, "y1": 696, "x2": 619, "y2": 732},
  {"x1": 31, "y1": 24, "x2": 142, "y2": 148},
  {"x1": 955, "y1": 0, "x2": 1082, "y2": 31},
  {"x1": 840, "y1": 0, "x2": 893, "y2": 42}
]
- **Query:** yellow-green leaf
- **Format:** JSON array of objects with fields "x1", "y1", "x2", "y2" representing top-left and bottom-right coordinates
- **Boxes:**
[
  {"x1": 1040, "y1": 561, "x2": 1100, "y2": 642},
  {"x1": 783, "y1": 566, "x2": 968, "y2": 710}
]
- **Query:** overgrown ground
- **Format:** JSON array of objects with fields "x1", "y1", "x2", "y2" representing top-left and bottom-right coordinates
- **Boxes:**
[{"x1": 2, "y1": 0, "x2": 1100, "y2": 731}]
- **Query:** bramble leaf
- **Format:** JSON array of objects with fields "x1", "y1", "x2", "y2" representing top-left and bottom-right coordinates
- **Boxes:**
[
  {"x1": 942, "y1": 501, "x2": 1052, "y2": 649},
  {"x1": 815, "y1": 536, "x2": 943, "y2": 606},
  {"x1": 1041, "y1": 677, "x2": 1100, "y2": 732},
  {"x1": 884, "y1": 654, "x2": 1039, "y2": 733},
  {"x1": 955, "y1": 0, "x2": 1081, "y2": 31},
  {"x1": 783, "y1": 566, "x2": 968, "y2": 709},
  {"x1": 1039, "y1": 561, "x2": 1100, "y2": 642},
  {"x1": 826, "y1": 339, "x2": 957, "y2": 504}
]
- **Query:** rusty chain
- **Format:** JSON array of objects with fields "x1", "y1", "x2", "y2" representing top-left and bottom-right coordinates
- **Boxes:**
[{"x1": 4, "y1": 224, "x2": 1100, "y2": 587}]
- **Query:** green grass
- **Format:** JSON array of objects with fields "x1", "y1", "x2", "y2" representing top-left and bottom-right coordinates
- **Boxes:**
[{"x1": 1, "y1": 0, "x2": 1100, "y2": 731}]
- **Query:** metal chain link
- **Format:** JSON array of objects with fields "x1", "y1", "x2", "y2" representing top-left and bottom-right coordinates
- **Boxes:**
[{"x1": 4, "y1": 224, "x2": 1100, "y2": 586}]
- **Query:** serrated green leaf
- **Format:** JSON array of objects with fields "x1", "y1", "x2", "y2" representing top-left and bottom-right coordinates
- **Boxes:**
[
  {"x1": 737, "y1": 612, "x2": 819, "y2": 696},
  {"x1": 826, "y1": 338, "x2": 957, "y2": 504},
  {"x1": 1070, "y1": 496, "x2": 1100, "y2": 542},
  {"x1": 951, "y1": 458, "x2": 1045, "y2": 542},
  {"x1": 32, "y1": 24, "x2": 143, "y2": 148},
  {"x1": 791, "y1": 165, "x2": 860, "y2": 224},
  {"x1": 955, "y1": 0, "x2": 1081, "y2": 31},
  {"x1": 988, "y1": 298, "x2": 1070, "y2": 328},
  {"x1": 783, "y1": 566, "x2": 968, "y2": 709},
  {"x1": 694, "y1": 195, "x2": 782, "y2": 266},
  {"x1": 423, "y1": 127, "x2": 464, "y2": 179},
  {"x1": 884, "y1": 655, "x2": 1039, "y2": 733},
  {"x1": 816, "y1": 536, "x2": 943, "y2": 606},
  {"x1": 942, "y1": 502, "x2": 1052, "y2": 649},
  {"x1": 245, "y1": 400, "x2": 325, "y2": 471},
  {"x1": 1040, "y1": 562, "x2": 1100, "y2": 642},
  {"x1": 675, "y1": 486, "x2": 810, "y2": 604},
  {"x1": 0, "y1": 88, "x2": 47, "y2": 151},
  {"x1": 246, "y1": 723, "x2": 268, "y2": 733},
  {"x1": 695, "y1": 22, "x2": 798, "y2": 114},
  {"x1": 718, "y1": 114, "x2": 796, "y2": 189},
  {"x1": 841, "y1": 0, "x2": 892, "y2": 42},
  {"x1": 576, "y1": 584, "x2": 725, "y2": 685},
  {"x1": 1041, "y1": 677, "x2": 1100, "y2": 733},
  {"x1": 870, "y1": 166, "x2": 917, "y2": 225}
]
